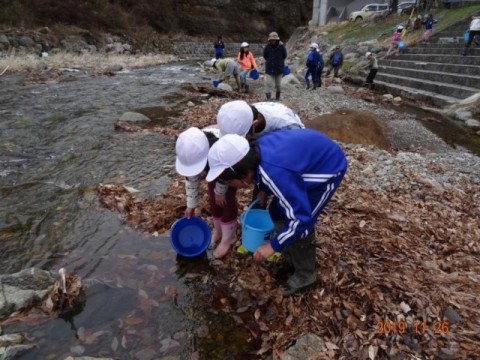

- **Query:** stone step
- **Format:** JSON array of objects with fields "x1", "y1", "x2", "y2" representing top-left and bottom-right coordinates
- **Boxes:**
[
  {"x1": 395, "y1": 53, "x2": 480, "y2": 65},
  {"x1": 379, "y1": 59, "x2": 480, "y2": 76},
  {"x1": 415, "y1": 42, "x2": 474, "y2": 48},
  {"x1": 403, "y1": 46, "x2": 480, "y2": 55},
  {"x1": 374, "y1": 72, "x2": 479, "y2": 99},
  {"x1": 377, "y1": 65, "x2": 480, "y2": 88},
  {"x1": 373, "y1": 80, "x2": 459, "y2": 107}
]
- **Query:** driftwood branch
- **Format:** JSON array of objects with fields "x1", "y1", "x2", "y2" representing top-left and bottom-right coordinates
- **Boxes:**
[{"x1": 0, "y1": 66, "x2": 9, "y2": 76}]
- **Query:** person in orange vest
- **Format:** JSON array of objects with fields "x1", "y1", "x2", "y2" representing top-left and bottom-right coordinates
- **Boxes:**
[{"x1": 237, "y1": 42, "x2": 258, "y2": 93}]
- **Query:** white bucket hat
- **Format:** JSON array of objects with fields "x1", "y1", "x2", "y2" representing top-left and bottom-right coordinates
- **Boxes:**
[
  {"x1": 241, "y1": 42, "x2": 249, "y2": 48},
  {"x1": 310, "y1": 42, "x2": 319, "y2": 49},
  {"x1": 268, "y1": 32, "x2": 280, "y2": 41},
  {"x1": 175, "y1": 127, "x2": 209, "y2": 177},
  {"x1": 217, "y1": 100, "x2": 254, "y2": 137},
  {"x1": 206, "y1": 134, "x2": 250, "y2": 182}
]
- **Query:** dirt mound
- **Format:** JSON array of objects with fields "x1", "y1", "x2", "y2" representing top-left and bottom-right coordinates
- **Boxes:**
[{"x1": 303, "y1": 109, "x2": 390, "y2": 150}]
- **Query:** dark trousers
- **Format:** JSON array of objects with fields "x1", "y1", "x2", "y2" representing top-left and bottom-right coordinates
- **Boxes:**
[
  {"x1": 465, "y1": 30, "x2": 480, "y2": 50},
  {"x1": 317, "y1": 66, "x2": 323, "y2": 86},
  {"x1": 366, "y1": 68, "x2": 378, "y2": 84}
]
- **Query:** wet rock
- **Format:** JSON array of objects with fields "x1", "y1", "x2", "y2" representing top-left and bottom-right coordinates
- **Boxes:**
[
  {"x1": 0, "y1": 333, "x2": 24, "y2": 347},
  {"x1": 465, "y1": 119, "x2": 480, "y2": 128},
  {"x1": 0, "y1": 344, "x2": 36, "y2": 360},
  {"x1": 119, "y1": 112, "x2": 151, "y2": 123},
  {"x1": 18, "y1": 36, "x2": 34, "y2": 47},
  {"x1": 0, "y1": 268, "x2": 55, "y2": 318},
  {"x1": 444, "y1": 307, "x2": 461, "y2": 324},
  {"x1": 284, "y1": 333, "x2": 326, "y2": 360}
]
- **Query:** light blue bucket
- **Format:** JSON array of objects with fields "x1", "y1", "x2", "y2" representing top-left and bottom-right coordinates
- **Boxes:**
[{"x1": 241, "y1": 200, "x2": 274, "y2": 252}]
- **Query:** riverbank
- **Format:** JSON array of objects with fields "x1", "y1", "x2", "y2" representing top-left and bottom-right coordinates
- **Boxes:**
[{"x1": 99, "y1": 73, "x2": 480, "y2": 358}]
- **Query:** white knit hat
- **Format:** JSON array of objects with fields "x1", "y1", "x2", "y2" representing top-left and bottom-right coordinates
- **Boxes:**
[
  {"x1": 175, "y1": 127, "x2": 209, "y2": 177},
  {"x1": 241, "y1": 42, "x2": 249, "y2": 47},
  {"x1": 217, "y1": 100, "x2": 254, "y2": 137},
  {"x1": 206, "y1": 134, "x2": 250, "y2": 182},
  {"x1": 310, "y1": 43, "x2": 319, "y2": 49}
]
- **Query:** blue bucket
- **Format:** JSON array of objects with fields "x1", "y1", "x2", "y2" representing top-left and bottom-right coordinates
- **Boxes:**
[
  {"x1": 464, "y1": 31, "x2": 470, "y2": 43},
  {"x1": 170, "y1": 216, "x2": 211, "y2": 257},
  {"x1": 398, "y1": 40, "x2": 405, "y2": 49},
  {"x1": 283, "y1": 65, "x2": 291, "y2": 76},
  {"x1": 241, "y1": 200, "x2": 274, "y2": 252},
  {"x1": 249, "y1": 69, "x2": 259, "y2": 80},
  {"x1": 213, "y1": 80, "x2": 220, "y2": 88}
]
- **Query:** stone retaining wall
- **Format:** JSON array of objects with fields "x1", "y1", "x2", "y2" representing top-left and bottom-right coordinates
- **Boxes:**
[{"x1": 173, "y1": 42, "x2": 264, "y2": 60}]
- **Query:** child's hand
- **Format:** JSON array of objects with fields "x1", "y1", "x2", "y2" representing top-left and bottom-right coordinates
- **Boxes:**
[
  {"x1": 215, "y1": 194, "x2": 227, "y2": 207},
  {"x1": 185, "y1": 207, "x2": 195, "y2": 218},
  {"x1": 253, "y1": 243, "x2": 275, "y2": 263}
]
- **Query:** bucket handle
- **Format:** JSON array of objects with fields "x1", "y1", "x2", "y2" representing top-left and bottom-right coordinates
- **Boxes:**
[{"x1": 243, "y1": 199, "x2": 259, "y2": 224}]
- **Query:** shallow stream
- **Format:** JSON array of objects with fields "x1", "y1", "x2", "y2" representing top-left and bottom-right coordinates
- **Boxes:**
[{"x1": 0, "y1": 63, "x2": 249, "y2": 359}]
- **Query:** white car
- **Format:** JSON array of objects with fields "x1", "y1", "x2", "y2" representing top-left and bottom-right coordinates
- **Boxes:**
[
  {"x1": 349, "y1": 3, "x2": 390, "y2": 22},
  {"x1": 397, "y1": 1, "x2": 417, "y2": 15}
]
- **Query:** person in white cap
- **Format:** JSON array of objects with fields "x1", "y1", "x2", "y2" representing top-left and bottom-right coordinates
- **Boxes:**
[
  {"x1": 212, "y1": 58, "x2": 241, "y2": 91},
  {"x1": 175, "y1": 127, "x2": 238, "y2": 258},
  {"x1": 263, "y1": 31, "x2": 287, "y2": 101},
  {"x1": 206, "y1": 129, "x2": 348, "y2": 296},
  {"x1": 217, "y1": 100, "x2": 304, "y2": 140},
  {"x1": 237, "y1": 42, "x2": 258, "y2": 93},
  {"x1": 304, "y1": 43, "x2": 321, "y2": 90},
  {"x1": 364, "y1": 51, "x2": 378, "y2": 89},
  {"x1": 383, "y1": 25, "x2": 403, "y2": 59}
]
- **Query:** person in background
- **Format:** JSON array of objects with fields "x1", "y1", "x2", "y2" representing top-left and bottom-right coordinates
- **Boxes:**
[
  {"x1": 205, "y1": 130, "x2": 348, "y2": 296},
  {"x1": 422, "y1": 14, "x2": 438, "y2": 43},
  {"x1": 218, "y1": 101, "x2": 304, "y2": 140},
  {"x1": 237, "y1": 42, "x2": 258, "y2": 93},
  {"x1": 304, "y1": 43, "x2": 321, "y2": 90},
  {"x1": 316, "y1": 47, "x2": 324, "y2": 88},
  {"x1": 364, "y1": 51, "x2": 378, "y2": 89},
  {"x1": 383, "y1": 25, "x2": 403, "y2": 59},
  {"x1": 325, "y1": 45, "x2": 343, "y2": 78},
  {"x1": 212, "y1": 58, "x2": 241, "y2": 91},
  {"x1": 214, "y1": 36, "x2": 225, "y2": 59},
  {"x1": 463, "y1": 15, "x2": 480, "y2": 56},
  {"x1": 175, "y1": 126, "x2": 240, "y2": 259},
  {"x1": 263, "y1": 31, "x2": 287, "y2": 101}
]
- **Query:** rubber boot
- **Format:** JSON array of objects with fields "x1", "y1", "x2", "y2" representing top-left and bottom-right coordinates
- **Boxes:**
[
  {"x1": 462, "y1": 47, "x2": 468, "y2": 56},
  {"x1": 266, "y1": 92, "x2": 271, "y2": 101},
  {"x1": 213, "y1": 220, "x2": 237, "y2": 259},
  {"x1": 306, "y1": 80, "x2": 311, "y2": 89},
  {"x1": 312, "y1": 83, "x2": 317, "y2": 90},
  {"x1": 210, "y1": 217, "x2": 222, "y2": 247},
  {"x1": 283, "y1": 232, "x2": 317, "y2": 296},
  {"x1": 275, "y1": 91, "x2": 281, "y2": 101},
  {"x1": 244, "y1": 84, "x2": 249, "y2": 94},
  {"x1": 240, "y1": 83, "x2": 245, "y2": 92}
]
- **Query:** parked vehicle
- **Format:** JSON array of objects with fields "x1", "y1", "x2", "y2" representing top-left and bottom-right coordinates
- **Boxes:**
[
  {"x1": 397, "y1": 1, "x2": 417, "y2": 15},
  {"x1": 349, "y1": 3, "x2": 390, "y2": 22}
]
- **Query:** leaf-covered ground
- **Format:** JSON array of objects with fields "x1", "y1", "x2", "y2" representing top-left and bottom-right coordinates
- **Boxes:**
[{"x1": 97, "y1": 84, "x2": 480, "y2": 359}]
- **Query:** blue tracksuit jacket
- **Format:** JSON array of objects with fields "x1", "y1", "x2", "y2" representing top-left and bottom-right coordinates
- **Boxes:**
[{"x1": 255, "y1": 129, "x2": 348, "y2": 252}]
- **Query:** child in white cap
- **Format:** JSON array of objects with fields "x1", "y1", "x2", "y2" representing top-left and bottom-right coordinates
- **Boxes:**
[
  {"x1": 209, "y1": 100, "x2": 304, "y2": 258},
  {"x1": 206, "y1": 129, "x2": 347, "y2": 296},
  {"x1": 175, "y1": 126, "x2": 237, "y2": 259}
]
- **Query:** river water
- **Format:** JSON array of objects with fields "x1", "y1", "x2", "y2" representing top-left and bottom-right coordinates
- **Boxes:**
[{"x1": 0, "y1": 63, "x2": 249, "y2": 359}]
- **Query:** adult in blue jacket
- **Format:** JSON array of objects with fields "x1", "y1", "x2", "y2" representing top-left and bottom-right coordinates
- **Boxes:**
[
  {"x1": 263, "y1": 31, "x2": 287, "y2": 101},
  {"x1": 206, "y1": 129, "x2": 348, "y2": 295}
]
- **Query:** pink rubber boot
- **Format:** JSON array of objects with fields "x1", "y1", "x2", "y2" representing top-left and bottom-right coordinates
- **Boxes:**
[{"x1": 213, "y1": 220, "x2": 237, "y2": 259}]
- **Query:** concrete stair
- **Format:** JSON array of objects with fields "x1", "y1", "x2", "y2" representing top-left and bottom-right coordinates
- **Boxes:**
[{"x1": 373, "y1": 15, "x2": 480, "y2": 107}]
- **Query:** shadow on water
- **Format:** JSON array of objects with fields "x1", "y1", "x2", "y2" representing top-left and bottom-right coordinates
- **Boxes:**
[{"x1": 387, "y1": 102, "x2": 480, "y2": 156}]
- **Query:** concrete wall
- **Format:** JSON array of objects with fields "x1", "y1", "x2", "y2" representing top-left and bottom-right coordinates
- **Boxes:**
[{"x1": 313, "y1": 0, "x2": 389, "y2": 24}]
